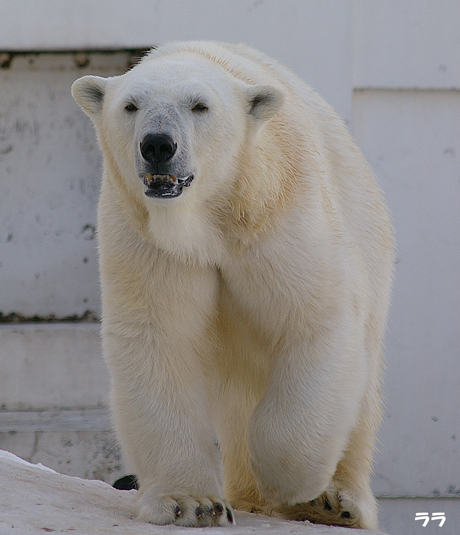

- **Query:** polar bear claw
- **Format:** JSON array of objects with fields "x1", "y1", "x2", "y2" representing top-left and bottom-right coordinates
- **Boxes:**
[{"x1": 138, "y1": 490, "x2": 234, "y2": 527}]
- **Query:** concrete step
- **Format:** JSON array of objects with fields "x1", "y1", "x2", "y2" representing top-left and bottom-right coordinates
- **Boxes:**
[
  {"x1": 0, "y1": 323, "x2": 108, "y2": 410},
  {"x1": 0, "y1": 323, "x2": 128, "y2": 483},
  {"x1": 0, "y1": 408, "x2": 127, "y2": 484}
]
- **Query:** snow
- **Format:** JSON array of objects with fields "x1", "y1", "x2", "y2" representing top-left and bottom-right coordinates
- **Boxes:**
[
  {"x1": 0, "y1": 450, "x2": 57, "y2": 474},
  {"x1": 0, "y1": 451, "x2": 385, "y2": 534}
]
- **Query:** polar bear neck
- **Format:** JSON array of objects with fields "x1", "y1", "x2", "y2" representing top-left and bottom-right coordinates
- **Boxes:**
[{"x1": 215, "y1": 113, "x2": 310, "y2": 253}]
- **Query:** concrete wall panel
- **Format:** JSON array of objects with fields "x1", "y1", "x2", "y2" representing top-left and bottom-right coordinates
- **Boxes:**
[
  {"x1": 353, "y1": 89, "x2": 460, "y2": 498},
  {"x1": 353, "y1": 0, "x2": 460, "y2": 89},
  {"x1": 0, "y1": 53, "x2": 131, "y2": 317}
]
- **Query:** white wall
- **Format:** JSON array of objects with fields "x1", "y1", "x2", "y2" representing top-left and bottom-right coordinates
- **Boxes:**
[
  {"x1": 0, "y1": 1, "x2": 459, "y2": 532},
  {"x1": 354, "y1": 89, "x2": 460, "y2": 499}
]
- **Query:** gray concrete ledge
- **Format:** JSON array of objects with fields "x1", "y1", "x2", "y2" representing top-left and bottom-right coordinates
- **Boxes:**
[
  {"x1": 0, "y1": 323, "x2": 108, "y2": 411},
  {"x1": 0, "y1": 408, "x2": 111, "y2": 432},
  {"x1": 0, "y1": 451, "x2": 386, "y2": 535}
]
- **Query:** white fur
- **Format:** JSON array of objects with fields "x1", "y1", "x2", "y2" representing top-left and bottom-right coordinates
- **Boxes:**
[{"x1": 72, "y1": 41, "x2": 394, "y2": 529}]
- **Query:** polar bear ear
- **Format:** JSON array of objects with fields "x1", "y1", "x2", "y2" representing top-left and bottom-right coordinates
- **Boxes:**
[
  {"x1": 244, "y1": 84, "x2": 284, "y2": 122},
  {"x1": 71, "y1": 75, "x2": 108, "y2": 117}
]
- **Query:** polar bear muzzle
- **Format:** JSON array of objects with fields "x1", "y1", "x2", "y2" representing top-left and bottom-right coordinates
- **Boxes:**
[{"x1": 140, "y1": 133, "x2": 194, "y2": 198}]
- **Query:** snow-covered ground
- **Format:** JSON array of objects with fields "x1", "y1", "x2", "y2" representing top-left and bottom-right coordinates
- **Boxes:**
[{"x1": 0, "y1": 450, "x2": 385, "y2": 535}]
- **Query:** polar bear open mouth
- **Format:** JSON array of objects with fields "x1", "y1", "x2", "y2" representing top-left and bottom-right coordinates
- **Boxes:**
[{"x1": 143, "y1": 173, "x2": 194, "y2": 199}]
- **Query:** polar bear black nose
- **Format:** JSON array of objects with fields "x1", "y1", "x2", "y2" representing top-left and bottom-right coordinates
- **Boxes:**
[{"x1": 140, "y1": 134, "x2": 177, "y2": 163}]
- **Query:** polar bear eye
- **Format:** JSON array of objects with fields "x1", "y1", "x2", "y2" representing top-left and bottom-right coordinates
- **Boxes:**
[
  {"x1": 191, "y1": 103, "x2": 208, "y2": 113},
  {"x1": 125, "y1": 102, "x2": 138, "y2": 113}
]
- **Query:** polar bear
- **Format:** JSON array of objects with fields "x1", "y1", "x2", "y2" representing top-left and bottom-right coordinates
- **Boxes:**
[{"x1": 72, "y1": 41, "x2": 394, "y2": 529}]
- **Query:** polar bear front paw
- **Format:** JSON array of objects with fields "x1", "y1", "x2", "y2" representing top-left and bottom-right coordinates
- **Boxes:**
[
  {"x1": 138, "y1": 490, "x2": 235, "y2": 527},
  {"x1": 271, "y1": 482, "x2": 377, "y2": 530}
]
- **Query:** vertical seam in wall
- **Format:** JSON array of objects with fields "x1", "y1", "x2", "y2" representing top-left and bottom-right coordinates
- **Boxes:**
[
  {"x1": 350, "y1": 0, "x2": 361, "y2": 134},
  {"x1": 30, "y1": 430, "x2": 40, "y2": 462}
]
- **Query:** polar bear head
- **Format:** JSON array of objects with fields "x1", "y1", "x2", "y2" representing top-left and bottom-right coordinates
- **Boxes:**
[{"x1": 72, "y1": 46, "x2": 284, "y2": 205}]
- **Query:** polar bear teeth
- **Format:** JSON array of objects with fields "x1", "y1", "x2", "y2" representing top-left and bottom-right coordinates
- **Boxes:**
[
  {"x1": 145, "y1": 173, "x2": 177, "y2": 184},
  {"x1": 144, "y1": 174, "x2": 194, "y2": 188},
  {"x1": 143, "y1": 173, "x2": 195, "y2": 198}
]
